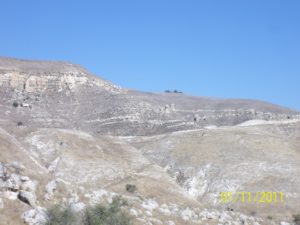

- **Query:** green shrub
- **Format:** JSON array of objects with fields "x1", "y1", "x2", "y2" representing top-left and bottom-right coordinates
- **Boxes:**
[
  {"x1": 45, "y1": 197, "x2": 132, "y2": 225},
  {"x1": 46, "y1": 205, "x2": 77, "y2": 225},
  {"x1": 83, "y1": 197, "x2": 131, "y2": 225},
  {"x1": 125, "y1": 184, "x2": 137, "y2": 193},
  {"x1": 13, "y1": 101, "x2": 19, "y2": 107},
  {"x1": 176, "y1": 170, "x2": 187, "y2": 185}
]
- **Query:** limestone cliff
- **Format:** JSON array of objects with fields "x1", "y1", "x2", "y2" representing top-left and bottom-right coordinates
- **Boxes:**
[{"x1": 0, "y1": 57, "x2": 123, "y2": 94}]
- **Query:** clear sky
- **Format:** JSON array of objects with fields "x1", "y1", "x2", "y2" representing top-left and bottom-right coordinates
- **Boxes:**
[{"x1": 0, "y1": 0, "x2": 299, "y2": 110}]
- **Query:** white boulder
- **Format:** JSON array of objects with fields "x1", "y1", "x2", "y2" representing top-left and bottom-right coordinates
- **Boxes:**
[{"x1": 22, "y1": 207, "x2": 47, "y2": 225}]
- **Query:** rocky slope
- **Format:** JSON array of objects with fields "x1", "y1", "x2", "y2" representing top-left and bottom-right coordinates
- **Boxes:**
[{"x1": 0, "y1": 57, "x2": 300, "y2": 225}]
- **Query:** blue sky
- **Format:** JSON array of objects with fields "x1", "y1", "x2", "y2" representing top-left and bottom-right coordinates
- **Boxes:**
[{"x1": 0, "y1": 0, "x2": 299, "y2": 110}]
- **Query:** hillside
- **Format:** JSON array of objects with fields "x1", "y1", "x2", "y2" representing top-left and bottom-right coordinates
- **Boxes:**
[{"x1": 0, "y1": 57, "x2": 299, "y2": 225}]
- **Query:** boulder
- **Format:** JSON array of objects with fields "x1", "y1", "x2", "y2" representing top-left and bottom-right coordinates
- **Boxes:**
[
  {"x1": 21, "y1": 179, "x2": 37, "y2": 192},
  {"x1": 22, "y1": 207, "x2": 47, "y2": 225},
  {"x1": 4, "y1": 173, "x2": 22, "y2": 191}
]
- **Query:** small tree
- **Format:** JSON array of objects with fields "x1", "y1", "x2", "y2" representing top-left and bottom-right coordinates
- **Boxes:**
[{"x1": 126, "y1": 184, "x2": 137, "y2": 193}]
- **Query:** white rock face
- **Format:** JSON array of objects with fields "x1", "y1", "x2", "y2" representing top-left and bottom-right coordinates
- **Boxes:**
[
  {"x1": 47, "y1": 157, "x2": 61, "y2": 173},
  {"x1": 0, "y1": 70, "x2": 124, "y2": 94},
  {"x1": 0, "y1": 72, "x2": 89, "y2": 93},
  {"x1": 44, "y1": 180, "x2": 57, "y2": 200}
]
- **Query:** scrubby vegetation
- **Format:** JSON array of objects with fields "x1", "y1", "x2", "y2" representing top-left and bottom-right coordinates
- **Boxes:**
[
  {"x1": 46, "y1": 205, "x2": 77, "y2": 225},
  {"x1": 83, "y1": 197, "x2": 131, "y2": 225},
  {"x1": 45, "y1": 197, "x2": 133, "y2": 225},
  {"x1": 293, "y1": 214, "x2": 300, "y2": 225}
]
